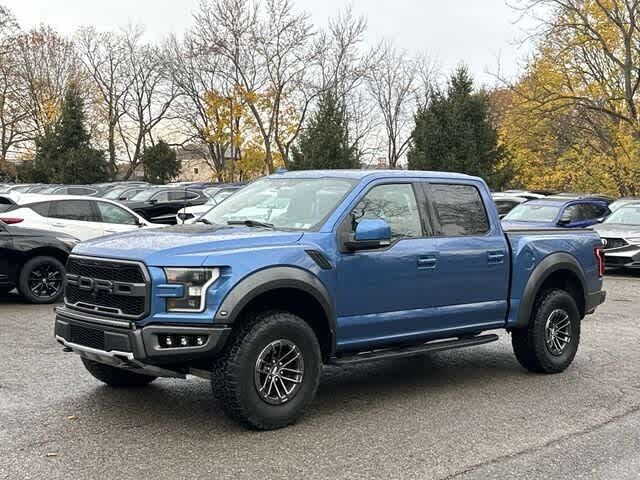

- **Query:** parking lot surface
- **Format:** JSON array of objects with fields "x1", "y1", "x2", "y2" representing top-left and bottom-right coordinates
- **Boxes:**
[{"x1": 1, "y1": 273, "x2": 639, "y2": 479}]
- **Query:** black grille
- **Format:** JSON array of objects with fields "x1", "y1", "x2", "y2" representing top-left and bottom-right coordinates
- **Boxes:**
[
  {"x1": 70, "y1": 324, "x2": 105, "y2": 350},
  {"x1": 65, "y1": 257, "x2": 148, "y2": 318},
  {"x1": 67, "y1": 257, "x2": 145, "y2": 283},
  {"x1": 66, "y1": 287, "x2": 146, "y2": 316},
  {"x1": 602, "y1": 238, "x2": 628, "y2": 250}
]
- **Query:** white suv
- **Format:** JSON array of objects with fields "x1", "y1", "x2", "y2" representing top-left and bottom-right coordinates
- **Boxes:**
[{"x1": 0, "y1": 195, "x2": 154, "y2": 241}]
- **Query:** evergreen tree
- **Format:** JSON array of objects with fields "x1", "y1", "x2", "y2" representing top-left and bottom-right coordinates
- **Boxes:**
[
  {"x1": 142, "y1": 140, "x2": 180, "y2": 184},
  {"x1": 30, "y1": 85, "x2": 109, "y2": 183},
  {"x1": 290, "y1": 91, "x2": 359, "y2": 170},
  {"x1": 408, "y1": 66, "x2": 510, "y2": 189}
]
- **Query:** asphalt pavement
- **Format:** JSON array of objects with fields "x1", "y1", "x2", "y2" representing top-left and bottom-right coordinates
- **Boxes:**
[{"x1": 1, "y1": 273, "x2": 639, "y2": 479}]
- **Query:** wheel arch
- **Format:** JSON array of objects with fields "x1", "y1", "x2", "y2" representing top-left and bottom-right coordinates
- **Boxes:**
[
  {"x1": 215, "y1": 267, "x2": 337, "y2": 360},
  {"x1": 16, "y1": 247, "x2": 69, "y2": 277},
  {"x1": 514, "y1": 252, "x2": 587, "y2": 328}
]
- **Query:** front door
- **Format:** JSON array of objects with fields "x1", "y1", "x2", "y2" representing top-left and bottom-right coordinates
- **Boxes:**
[{"x1": 336, "y1": 182, "x2": 438, "y2": 351}]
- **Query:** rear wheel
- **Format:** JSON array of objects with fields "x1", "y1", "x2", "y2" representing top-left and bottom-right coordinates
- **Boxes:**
[
  {"x1": 211, "y1": 311, "x2": 322, "y2": 430},
  {"x1": 512, "y1": 289, "x2": 581, "y2": 373},
  {"x1": 18, "y1": 256, "x2": 65, "y2": 304},
  {"x1": 81, "y1": 358, "x2": 157, "y2": 387}
]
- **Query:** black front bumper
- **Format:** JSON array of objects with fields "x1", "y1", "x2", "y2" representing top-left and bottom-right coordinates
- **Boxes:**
[{"x1": 54, "y1": 306, "x2": 231, "y2": 366}]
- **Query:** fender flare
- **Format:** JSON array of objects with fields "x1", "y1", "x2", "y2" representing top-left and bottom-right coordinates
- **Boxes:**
[
  {"x1": 514, "y1": 252, "x2": 587, "y2": 328},
  {"x1": 214, "y1": 266, "x2": 337, "y2": 349}
]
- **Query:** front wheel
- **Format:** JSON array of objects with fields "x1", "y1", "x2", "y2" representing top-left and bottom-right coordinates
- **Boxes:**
[
  {"x1": 18, "y1": 256, "x2": 65, "y2": 304},
  {"x1": 512, "y1": 289, "x2": 581, "y2": 373},
  {"x1": 211, "y1": 311, "x2": 322, "y2": 430}
]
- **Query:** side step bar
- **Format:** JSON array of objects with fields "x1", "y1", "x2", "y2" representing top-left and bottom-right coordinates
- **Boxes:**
[{"x1": 331, "y1": 334, "x2": 499, "y2": 365}]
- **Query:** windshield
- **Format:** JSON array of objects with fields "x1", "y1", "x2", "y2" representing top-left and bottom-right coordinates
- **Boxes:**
[
  {"x1": 200, "y1": 177, "x2": 356, "y2": 230},
  {"x1": 603, "y1": 205, "x2": 640, "y2": 226},
  {"x1": 504, "y1": 203, "x2": 560, "y2": 222},
  {"x1": 103, "y1": 187, "x2": 129, "y2": 199},
  {"x1": 129, "y1": 189, "x2": 160, "y2": 201}
]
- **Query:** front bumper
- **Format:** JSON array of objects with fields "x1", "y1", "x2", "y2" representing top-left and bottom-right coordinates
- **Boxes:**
[
  {"x1": 54, "y1": 306, "x2": 231, "y2": 369},
  {"x1": 603, "y1": 245, "x2": 640, "y2": 269}
]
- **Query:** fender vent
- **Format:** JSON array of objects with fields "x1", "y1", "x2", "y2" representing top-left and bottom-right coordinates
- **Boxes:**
[{"x1": 305, "y1": 250, "x2": 332, "y2": 270}]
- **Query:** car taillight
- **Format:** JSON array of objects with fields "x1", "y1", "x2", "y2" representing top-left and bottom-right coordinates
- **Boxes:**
[
  {"x1": 594, "y1": 246, "x2": 605, "y2": 277},
  {"x1": 0, "y1": 217, "x2": 23, "y2": 225}
]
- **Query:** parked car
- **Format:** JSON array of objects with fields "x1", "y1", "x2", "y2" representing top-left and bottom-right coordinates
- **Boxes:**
[
  {"x1": 0, "y1": 184, "x2": 36, "y2": 194},
  {"x1": 93, "y1": 181, "x2": 149, "y2": 197},
  {"x1": 500, "y1": 189, "x2": 547, "y2": 200},
  {"x1": 0, "y1": 219, "x2": 78, "y2": 303},
  {"x1": 54, "y1": 170, "x2": 605, "y2": 430},
  {"x1": 100, "y1": 185, "x2": 149, "y2": 202},
  {"x1": 176, "y1": 186, "x2": 243, "y2": 224},
  {"x1": 1, "y1": 195, "x2": 154, "y2": 241},
  {"x1": 39, "y1": 185, "x2": 100, "y2": 196},
  {"x1": 608, "y1": 197, "x2": 640, "y2": 212},
  {"x1": 502, "y1": 197, "x2": 611, "y2": 228},
  {"x1": 492, "y1": 193, "x2": 528, "y2": 218},
  {"x1": 123, "y1": 187, "x2": 208, "y2": 224},
  {"x1": 593, "y1": 202, "x2": 640, "y2": 269}
]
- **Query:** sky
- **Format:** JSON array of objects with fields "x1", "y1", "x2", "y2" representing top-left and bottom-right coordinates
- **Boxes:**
[{"x1": 4, "y1": 0, "x2": 537, "y2": 85}]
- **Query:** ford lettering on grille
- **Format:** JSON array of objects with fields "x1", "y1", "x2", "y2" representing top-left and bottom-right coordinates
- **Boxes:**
[{"x1": 65, "y1": 256, "x2": 149, "y2": 319}]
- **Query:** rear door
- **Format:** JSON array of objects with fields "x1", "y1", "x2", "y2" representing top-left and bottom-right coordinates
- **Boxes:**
[
  {"x1": 94, "y1": 201, "x2": 142, "y2": 235},
  {"x1": 47, "y1": 200, "x2": 103, "y2": 240},
  {"x1": 422, "y1": 182, "x2": 510, "y2": 330}
]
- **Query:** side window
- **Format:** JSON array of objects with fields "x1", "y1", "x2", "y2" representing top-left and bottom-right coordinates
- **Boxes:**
[
  {"x1": 28, "y1": 202, "x2": 51, "y2": 217},
  {"x1": 429, "y1": 184, "x2": 489, "y2": 236},
  {"x1": 96, "y1": 202, "x2": 138, "y2": 225},
  {"x1": 168, "y1": 191, "x2": 198, "y2": 201},
  {"x1": 68, "y1": 187, "x2": 97, "y2": 196},
  {"x1": 560, "y1": 205, "x2": 580, "y2": 222},
  {"x1": 353, "y1": 184, "x2": 422, "y2": 240},
  {"x1": 49, "y1": 200, "x2": 97, "y2": 222},
  {"x1": 152, "y1": 191, "x2": 170, "y2": 202}
]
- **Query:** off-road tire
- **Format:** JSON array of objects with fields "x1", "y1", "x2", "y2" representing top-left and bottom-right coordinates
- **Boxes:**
[
  {"x1": 81, "y1": 358, "x2": 157, "y2": 387},
  {"x1": 512, "y1": 289, "x2": 581, "y2": 373},
  {"x1": 211, "y1": 310, "x2": 322, "y2": 430}
]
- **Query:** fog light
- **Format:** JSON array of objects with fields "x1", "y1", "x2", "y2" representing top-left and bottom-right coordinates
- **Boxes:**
[
  {"x1": 165, "y1": 336, "x2": 173, "y2": 347},
  {"x1": 196, "y1": 336, "x2": 205, "y2": 346},
  {"x1": 180, "y1": 336, "x2": 189, "y2": 347}
]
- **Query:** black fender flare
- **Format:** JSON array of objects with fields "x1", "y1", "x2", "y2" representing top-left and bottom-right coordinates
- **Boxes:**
[
  {"x1": 214, "y1": 266, "x2": 337, "y2": 349},
  {"x1": 514, "y1": 252, "x2": 587, "y2": 328}
]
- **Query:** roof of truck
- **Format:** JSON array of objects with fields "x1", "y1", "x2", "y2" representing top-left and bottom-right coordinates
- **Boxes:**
[{"x1": 272, "y1": 169, "x2": 479, "y2": 181}]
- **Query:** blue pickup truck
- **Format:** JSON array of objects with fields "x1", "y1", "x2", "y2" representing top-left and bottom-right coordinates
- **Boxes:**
[{"x1": 54, "y1": 170, "x2": 606, "y2": 429}]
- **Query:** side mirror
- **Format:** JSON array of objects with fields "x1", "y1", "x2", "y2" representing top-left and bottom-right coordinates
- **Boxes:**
[
  {"x1": 345, "y1": 219, "x2": 391, "y2": 251},
  {"x1": 557, "y1": 218, "x2": 571, "y2": 226},
  {"x1": 148, "y1": 198, "x2": 158, "y2": 204}
]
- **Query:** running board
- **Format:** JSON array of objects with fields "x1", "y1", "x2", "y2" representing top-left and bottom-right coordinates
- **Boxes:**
[{"x1": 331, "y1": 334, "x2": 499, "y2": 365}]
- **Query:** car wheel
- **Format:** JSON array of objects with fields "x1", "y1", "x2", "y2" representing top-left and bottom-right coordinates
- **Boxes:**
[
  {"x1": 211, "y1": 311, "x2": 322, "y2": 430},
  {"x1": 511, "y1": 289, "x2": 581, "y2": 373},
  {"x1": 81, "y1": 358, "x2": 157, "y2": 387},
  {"x1": 18, "y1": 256, "x2": 66, "y2": 304}
]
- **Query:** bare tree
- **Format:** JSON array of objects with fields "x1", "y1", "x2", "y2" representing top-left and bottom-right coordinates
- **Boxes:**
[
  {"x1": 117, "y1": 27, "x2": 178, "y2": 178},
  {"x1": 366, "y1": 42, "x2": 419, "y2": 168},
  {"x1": 76, "y1": 27, "x2": 132, "y2": 176},
  {"x1": 164, "y1": 32, "x2": 231, "y2": 180}
]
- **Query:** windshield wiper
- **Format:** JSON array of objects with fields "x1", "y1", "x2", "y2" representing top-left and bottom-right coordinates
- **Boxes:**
[{"x1": 227, "y1": 219, "x2": 275, "y2": 229}]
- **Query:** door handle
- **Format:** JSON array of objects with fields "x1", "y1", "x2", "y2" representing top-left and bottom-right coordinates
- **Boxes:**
[
  {"x1": 417, "y1": 255, "x2": 437, "y2": 269},
  {"x1": 487, "y1": 251, "x2": 505, "y2": 264},
  {"x1": 51, "y1": 223, "x2": 66, "y2": 228}
]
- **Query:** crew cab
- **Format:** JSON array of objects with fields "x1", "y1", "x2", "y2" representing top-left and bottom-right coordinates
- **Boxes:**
[{"x1": 54, "y1": 170, "x2": 606, "y2": 430}]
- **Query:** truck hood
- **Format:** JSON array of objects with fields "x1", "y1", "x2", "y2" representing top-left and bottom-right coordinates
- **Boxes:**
[
  {"x1": 593, "y1": 223, "x2": 640, "y2": 238},
  {"x1": 73, "y1": 224, "x2": 304, "y2": 266}
]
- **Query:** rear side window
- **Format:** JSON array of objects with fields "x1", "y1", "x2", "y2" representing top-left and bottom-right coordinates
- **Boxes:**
[
  {"x1": 50, "y1": 200, "x2": 98, "y2": 222},
  {"x1": 28, "y1": 202, "x2": 51, "y2": 217},
  {"x1": 429, "y1": 184, "x2": 489, "y2": 236}
]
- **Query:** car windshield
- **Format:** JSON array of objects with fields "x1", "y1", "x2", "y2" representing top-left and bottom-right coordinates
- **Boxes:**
[
  {"x1": 603, "y1": 205, "x2": 640, "y2": 226},
  {"x1": 200, "y1": 177, "x2": 356, "y2": 230},
  {"x1": 129, "y1": 189, "x2": 161, "y2": 201},
  {"x1": 503, "y1": 203, "x2": 560, "y2": 222}
]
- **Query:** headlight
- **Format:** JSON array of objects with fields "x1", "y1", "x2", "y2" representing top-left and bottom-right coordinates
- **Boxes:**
[{"x1": 164, "y1": 268, "x2": 219, "y2": 312}]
